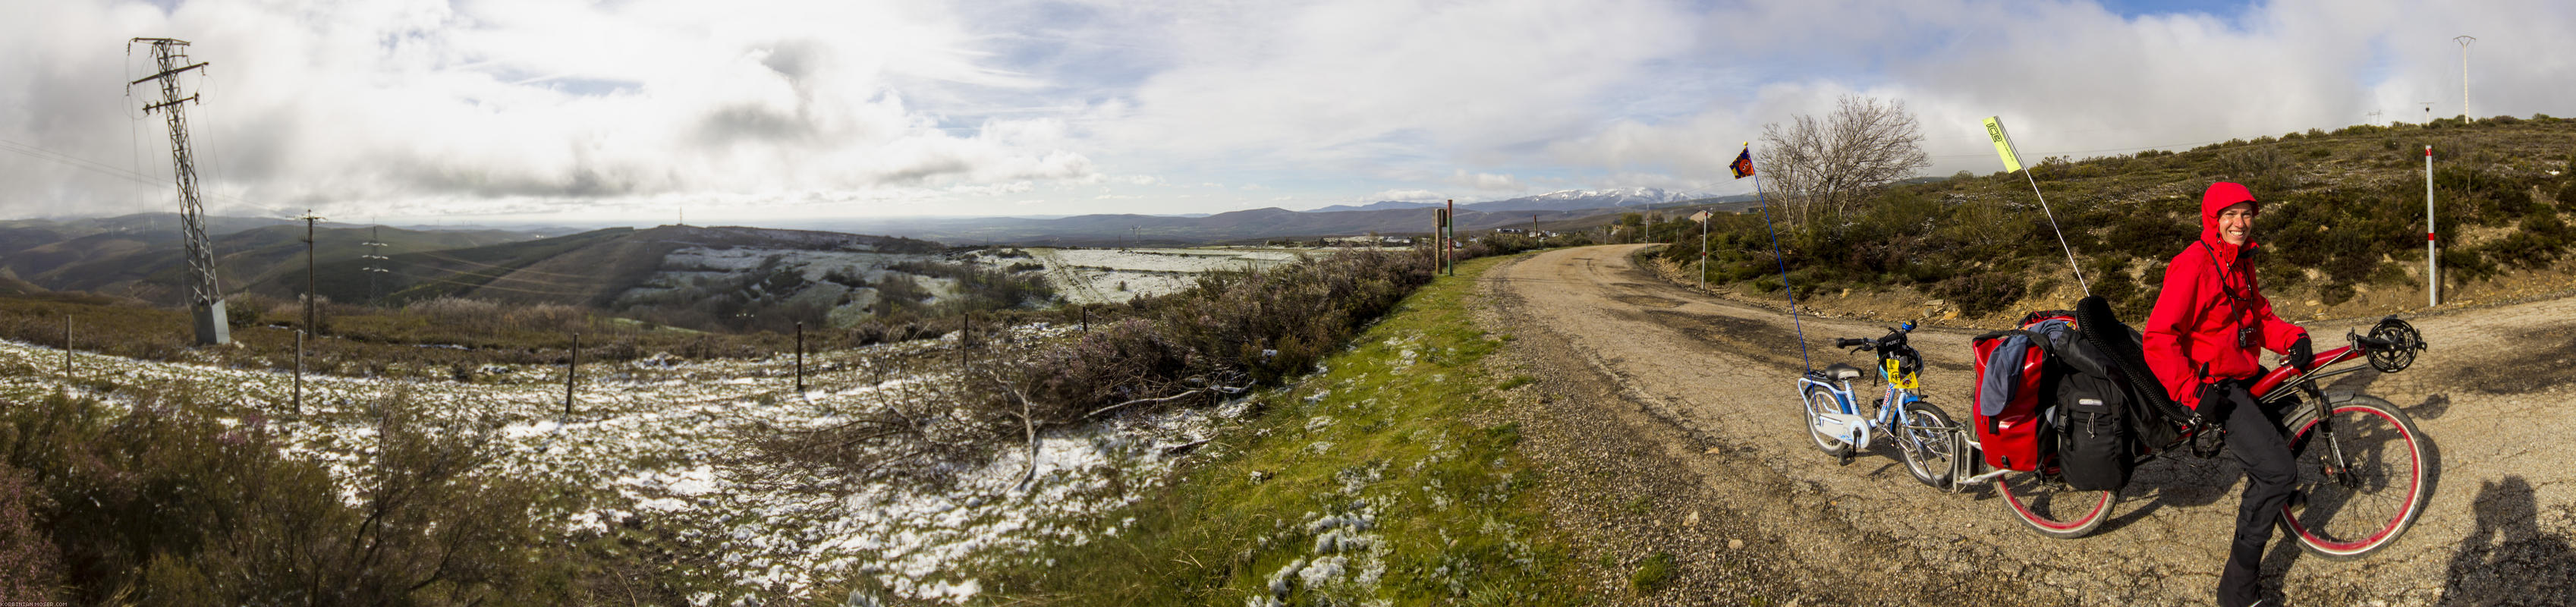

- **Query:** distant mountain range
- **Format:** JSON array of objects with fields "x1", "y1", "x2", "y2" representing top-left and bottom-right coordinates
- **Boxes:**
[
  {"x1": 1302, "y1": 187, "x2": 1697, "y2": 214},
  {"x1": 811, "y1": 188, "x2": 1760, "y2": 246},
  {"x1": 0, "y1": 187, "x2": 1777, "y2": 307}
]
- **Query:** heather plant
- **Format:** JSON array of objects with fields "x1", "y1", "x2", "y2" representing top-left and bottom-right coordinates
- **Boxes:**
[
  {"x1": 0, "y1": 461, "x2": 64, "y2": 602},
  {"x1": 0, "y1": 388, "x2": 690, "y2": 605}
]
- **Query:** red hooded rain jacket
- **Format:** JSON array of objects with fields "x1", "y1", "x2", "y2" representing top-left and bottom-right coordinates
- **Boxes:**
[{"x1": 2142, "y1": 181, "x2": 2309, "y2": 410}]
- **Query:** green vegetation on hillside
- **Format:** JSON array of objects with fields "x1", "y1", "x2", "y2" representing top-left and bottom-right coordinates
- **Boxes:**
[{"x1": 1654, "y1": 115, "x2": 2576, "y2": 319}]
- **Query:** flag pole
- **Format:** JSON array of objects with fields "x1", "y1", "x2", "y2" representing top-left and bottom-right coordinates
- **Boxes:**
[
  {"x1": 1984, "y1": 117, "x2": 2088, "y2": 296},
  {"x1": 1744, "y1": 143, "x2": 1810, "y2": 371},
  {"x1": 2021, "y1": 169, "x2": 2090, "y2": 295}
]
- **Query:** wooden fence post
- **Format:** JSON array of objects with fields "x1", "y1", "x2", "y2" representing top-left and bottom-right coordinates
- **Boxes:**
[{"x1": 795, "y1": 321, "x2": 806, "y2": 395}]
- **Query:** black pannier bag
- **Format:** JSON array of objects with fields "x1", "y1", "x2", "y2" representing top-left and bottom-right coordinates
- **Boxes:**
[
  {"x1": 2050, "y1": 329, "x2": 2134, "y2": 492},
  {"x1": 2051, "y1": 295, "x2": 2198, "y2": 492}
]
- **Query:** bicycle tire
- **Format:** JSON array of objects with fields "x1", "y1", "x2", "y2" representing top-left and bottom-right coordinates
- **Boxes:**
[
  {"x1": 1802, "y1": 385, "x2": 1853, "y2": 458},
  {"x1": 1898, "y1": 400, "x2": 1957, "y2": 489},
  {"x1": 1997, "y1": 468, "x2": 2113, "y2": 539},
  {"x1": 2279, "y1": 395, "x2": 2427, "y2": 560}
]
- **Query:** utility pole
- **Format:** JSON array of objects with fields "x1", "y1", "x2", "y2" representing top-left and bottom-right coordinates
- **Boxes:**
[
  {"x1": 300, "y1": 211, "x2": 323, "y2": 335},
  {"x1": 2455, "y1": 36, "x2": 2476, "y2": 120},
  {"x1": 2420, "y1": 102, "x2": 2436, "y2": 124},
  {"x1": 361, "y1": 225, "x2": 389, "y2": 306},
  {"x1": 131, "y1": 37, "x2": 228, "y2": 344}
]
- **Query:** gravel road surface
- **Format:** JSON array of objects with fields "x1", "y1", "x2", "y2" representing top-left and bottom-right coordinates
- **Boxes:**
[{"x1": 1479, "y1": 244, "x2": 2576, "y2": 606}]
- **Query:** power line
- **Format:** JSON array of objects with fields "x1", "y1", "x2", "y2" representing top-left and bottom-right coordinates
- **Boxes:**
[
  {"x1": 410, "y1": 249, "x2": 596, "y2": 280},
  {"x1": 382, "y1": 266, "x2": 584, "y2": 297},
  {"x1": 0, "y1": 136, "x2": 264, "y2": 209}
]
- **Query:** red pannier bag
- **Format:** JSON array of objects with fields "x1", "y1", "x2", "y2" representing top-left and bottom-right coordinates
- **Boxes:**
[{"x1": 1970, "y1": 310, "x2": 2076, "y2": 471}]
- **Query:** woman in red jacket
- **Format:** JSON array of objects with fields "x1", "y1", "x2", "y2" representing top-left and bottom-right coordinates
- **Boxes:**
[{"x1": 2143, "y1": 181, "x2": 2315, "y2": 607}]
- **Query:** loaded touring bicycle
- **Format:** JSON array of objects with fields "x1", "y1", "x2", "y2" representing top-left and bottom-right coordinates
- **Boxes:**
[{"x1": 1948, "y1": 295, "x2": 2433, "y2": 558}]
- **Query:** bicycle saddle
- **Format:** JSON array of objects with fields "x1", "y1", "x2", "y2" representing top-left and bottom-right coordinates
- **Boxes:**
[{"x1": 1823, "y1": 363, "x2": 1865, "y2": 381}]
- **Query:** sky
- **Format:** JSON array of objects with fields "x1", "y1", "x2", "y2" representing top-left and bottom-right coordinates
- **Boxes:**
[{"x1": 0, "y1": 0, "x2": 2567, "y2": 225}]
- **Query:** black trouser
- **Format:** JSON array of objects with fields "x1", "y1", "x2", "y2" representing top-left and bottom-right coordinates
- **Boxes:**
[{"x1": 2204, "y1": 380, "x2": 2294, "y2": 607}]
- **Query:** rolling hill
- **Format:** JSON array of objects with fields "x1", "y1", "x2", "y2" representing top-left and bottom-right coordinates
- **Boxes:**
[{"x1": 0, "y1": 215, "x2": 536, "y2": 304}]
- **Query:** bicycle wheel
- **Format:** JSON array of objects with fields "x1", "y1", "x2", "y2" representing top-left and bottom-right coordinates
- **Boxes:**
[
  {"x1": 2281, "y1": 395, "x2": 2427, "y2": 559},
  {"x1": 1897, "y1": 400, "x2": 1957, "y2": 489},
  {"x1": 1802, "y1": 385, "x2": 1853, "y2": 458},
  {"x1": 1996, "y1": 467, "x2": 2113, "y2": 539}
]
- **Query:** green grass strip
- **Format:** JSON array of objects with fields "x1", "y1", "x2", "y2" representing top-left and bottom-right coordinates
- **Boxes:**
[{"x1": 979, "y1": 253, "x2": 1581, "y2": 605}]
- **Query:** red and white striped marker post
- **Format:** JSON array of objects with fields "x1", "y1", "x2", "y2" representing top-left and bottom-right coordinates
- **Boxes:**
[{"x1": 2425, "y1": 145, "x2": 2437, "y2": 307}]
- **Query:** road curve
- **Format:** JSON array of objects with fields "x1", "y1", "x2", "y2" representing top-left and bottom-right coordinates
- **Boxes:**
[{"x1": 1480, "y1": 244, "x2": 2576, "y2": 606}]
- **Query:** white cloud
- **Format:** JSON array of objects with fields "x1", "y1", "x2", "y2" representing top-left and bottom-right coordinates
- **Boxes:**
[
  {"x1": 5, "y1": 0, "x2": 2569, "y2": 222},
  {"x1": 0, "y1": 0, "x2": 1094, "y2": 219},
  {"x1": 1370, "y1": 188, "x2": 1442, "y2": 202},
  {"x1": 1445, "y1": 169, "x2": 1525, "y2": 193}
]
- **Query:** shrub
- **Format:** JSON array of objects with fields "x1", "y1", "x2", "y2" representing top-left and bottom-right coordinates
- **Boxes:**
[
  {"x1": 0, "y1": 461, "x2": 64, "y2": 601},
  {"x1": 1019, "y1": 250, "x2": 1436, "y2": 414},
  {"x1": 0, "y1": 388, "x2": 629, "y2": 604},
  {"x1": 1930, "y1": 272, "x2": 2026, "y2": 318},
  {"x1": 2219, "y1": 146, "x2": 2291, "y2": 192}
]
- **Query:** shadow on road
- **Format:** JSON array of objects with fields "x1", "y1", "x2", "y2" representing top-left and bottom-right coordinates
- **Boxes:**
[{"x1": 2437, "y1": 476, "x2": 2576, "y2": 606}]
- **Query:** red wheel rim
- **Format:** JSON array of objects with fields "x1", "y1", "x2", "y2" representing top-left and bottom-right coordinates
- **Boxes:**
[
  {"x1": 1999, "y1": 478, "x2": 2110, "y2": 531},
  {"x1": 2282, "y1": 404, "x2": 2421, "y2": 554}
]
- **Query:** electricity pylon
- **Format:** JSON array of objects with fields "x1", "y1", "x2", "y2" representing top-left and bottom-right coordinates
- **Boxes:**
[
  {"x1": 131, "y1": 37, "x2": 227, "y2": 344},
  {"x1": 362, "y1": 225, "x2": 390, "y2": 305}
]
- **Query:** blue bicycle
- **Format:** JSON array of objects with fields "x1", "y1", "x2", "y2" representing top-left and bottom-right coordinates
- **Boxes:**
[{"x1": 1798, "y1": 322, "x2": 1960, "y2": 489}]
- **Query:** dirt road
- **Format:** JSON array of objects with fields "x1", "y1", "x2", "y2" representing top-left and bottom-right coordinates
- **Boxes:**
[{"x1": 1480, "y1": 244, "x2": 2576, "y2": 606}]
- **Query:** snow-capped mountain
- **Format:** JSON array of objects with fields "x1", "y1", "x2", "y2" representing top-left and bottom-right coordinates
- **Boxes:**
[
  {"x1": 1300, "y1": 187, "x2": 1684, "y2": 215},
  {"x1": 1301, "y1": 200, "x2": 1448, "y2": 213},
  {"x1": 1461, "y1": 187, "x2": 1681, "y2": 212}
]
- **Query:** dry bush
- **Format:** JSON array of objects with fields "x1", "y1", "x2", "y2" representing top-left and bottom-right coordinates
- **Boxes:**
[
  {"x1": 0, "y1": 461, "x2": 64, "y2": 601},
  {"x1": 0, "y1": 388, "x2": 692, "y2": 604},
  {"x1": 753, "y1": 250, "x2": 1442, "y2": 489}
]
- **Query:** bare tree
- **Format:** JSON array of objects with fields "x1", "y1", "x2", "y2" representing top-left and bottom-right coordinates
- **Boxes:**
[{"x1": 1757, "y1": 95, "x2": 1930, "y2": 227}]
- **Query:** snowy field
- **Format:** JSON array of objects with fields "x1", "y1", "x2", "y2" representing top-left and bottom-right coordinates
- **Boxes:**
[
  {"x1": 0, "y1": 329, "x2": 1248, "y2": 604},
  {"x1": 1012, "y1": 247, "x2": 1310, "y2": 305}
]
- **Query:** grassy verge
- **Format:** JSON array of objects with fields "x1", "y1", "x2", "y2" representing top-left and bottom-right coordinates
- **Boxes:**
[{"x1": 977, "y1": 253, "x2": 1582, "y2": 605}]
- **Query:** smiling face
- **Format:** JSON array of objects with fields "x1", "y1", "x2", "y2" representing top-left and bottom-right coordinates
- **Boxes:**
[{"x1": 2216, "y1": 202, "x2": 2257, "y2": 246}]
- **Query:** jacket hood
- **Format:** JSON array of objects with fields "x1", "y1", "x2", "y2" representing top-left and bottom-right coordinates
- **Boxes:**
[{"x1": 2200, "y1": 181, "x2": 2260, "y2": 256}]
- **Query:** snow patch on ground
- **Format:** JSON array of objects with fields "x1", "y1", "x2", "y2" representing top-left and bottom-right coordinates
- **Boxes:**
[{"x1": 0, "y1": 330, "x2": 1238, "y2": 605}]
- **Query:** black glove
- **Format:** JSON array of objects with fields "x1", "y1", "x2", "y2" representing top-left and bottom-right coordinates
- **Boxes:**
[{"x1": 2286, "y1": 335, "x2": 2314, "y2": 370}]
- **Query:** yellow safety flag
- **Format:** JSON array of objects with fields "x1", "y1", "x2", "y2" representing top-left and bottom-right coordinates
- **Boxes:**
[{"x1": 1983, "y1": 116, "x2": 2024, "y2": 174}]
